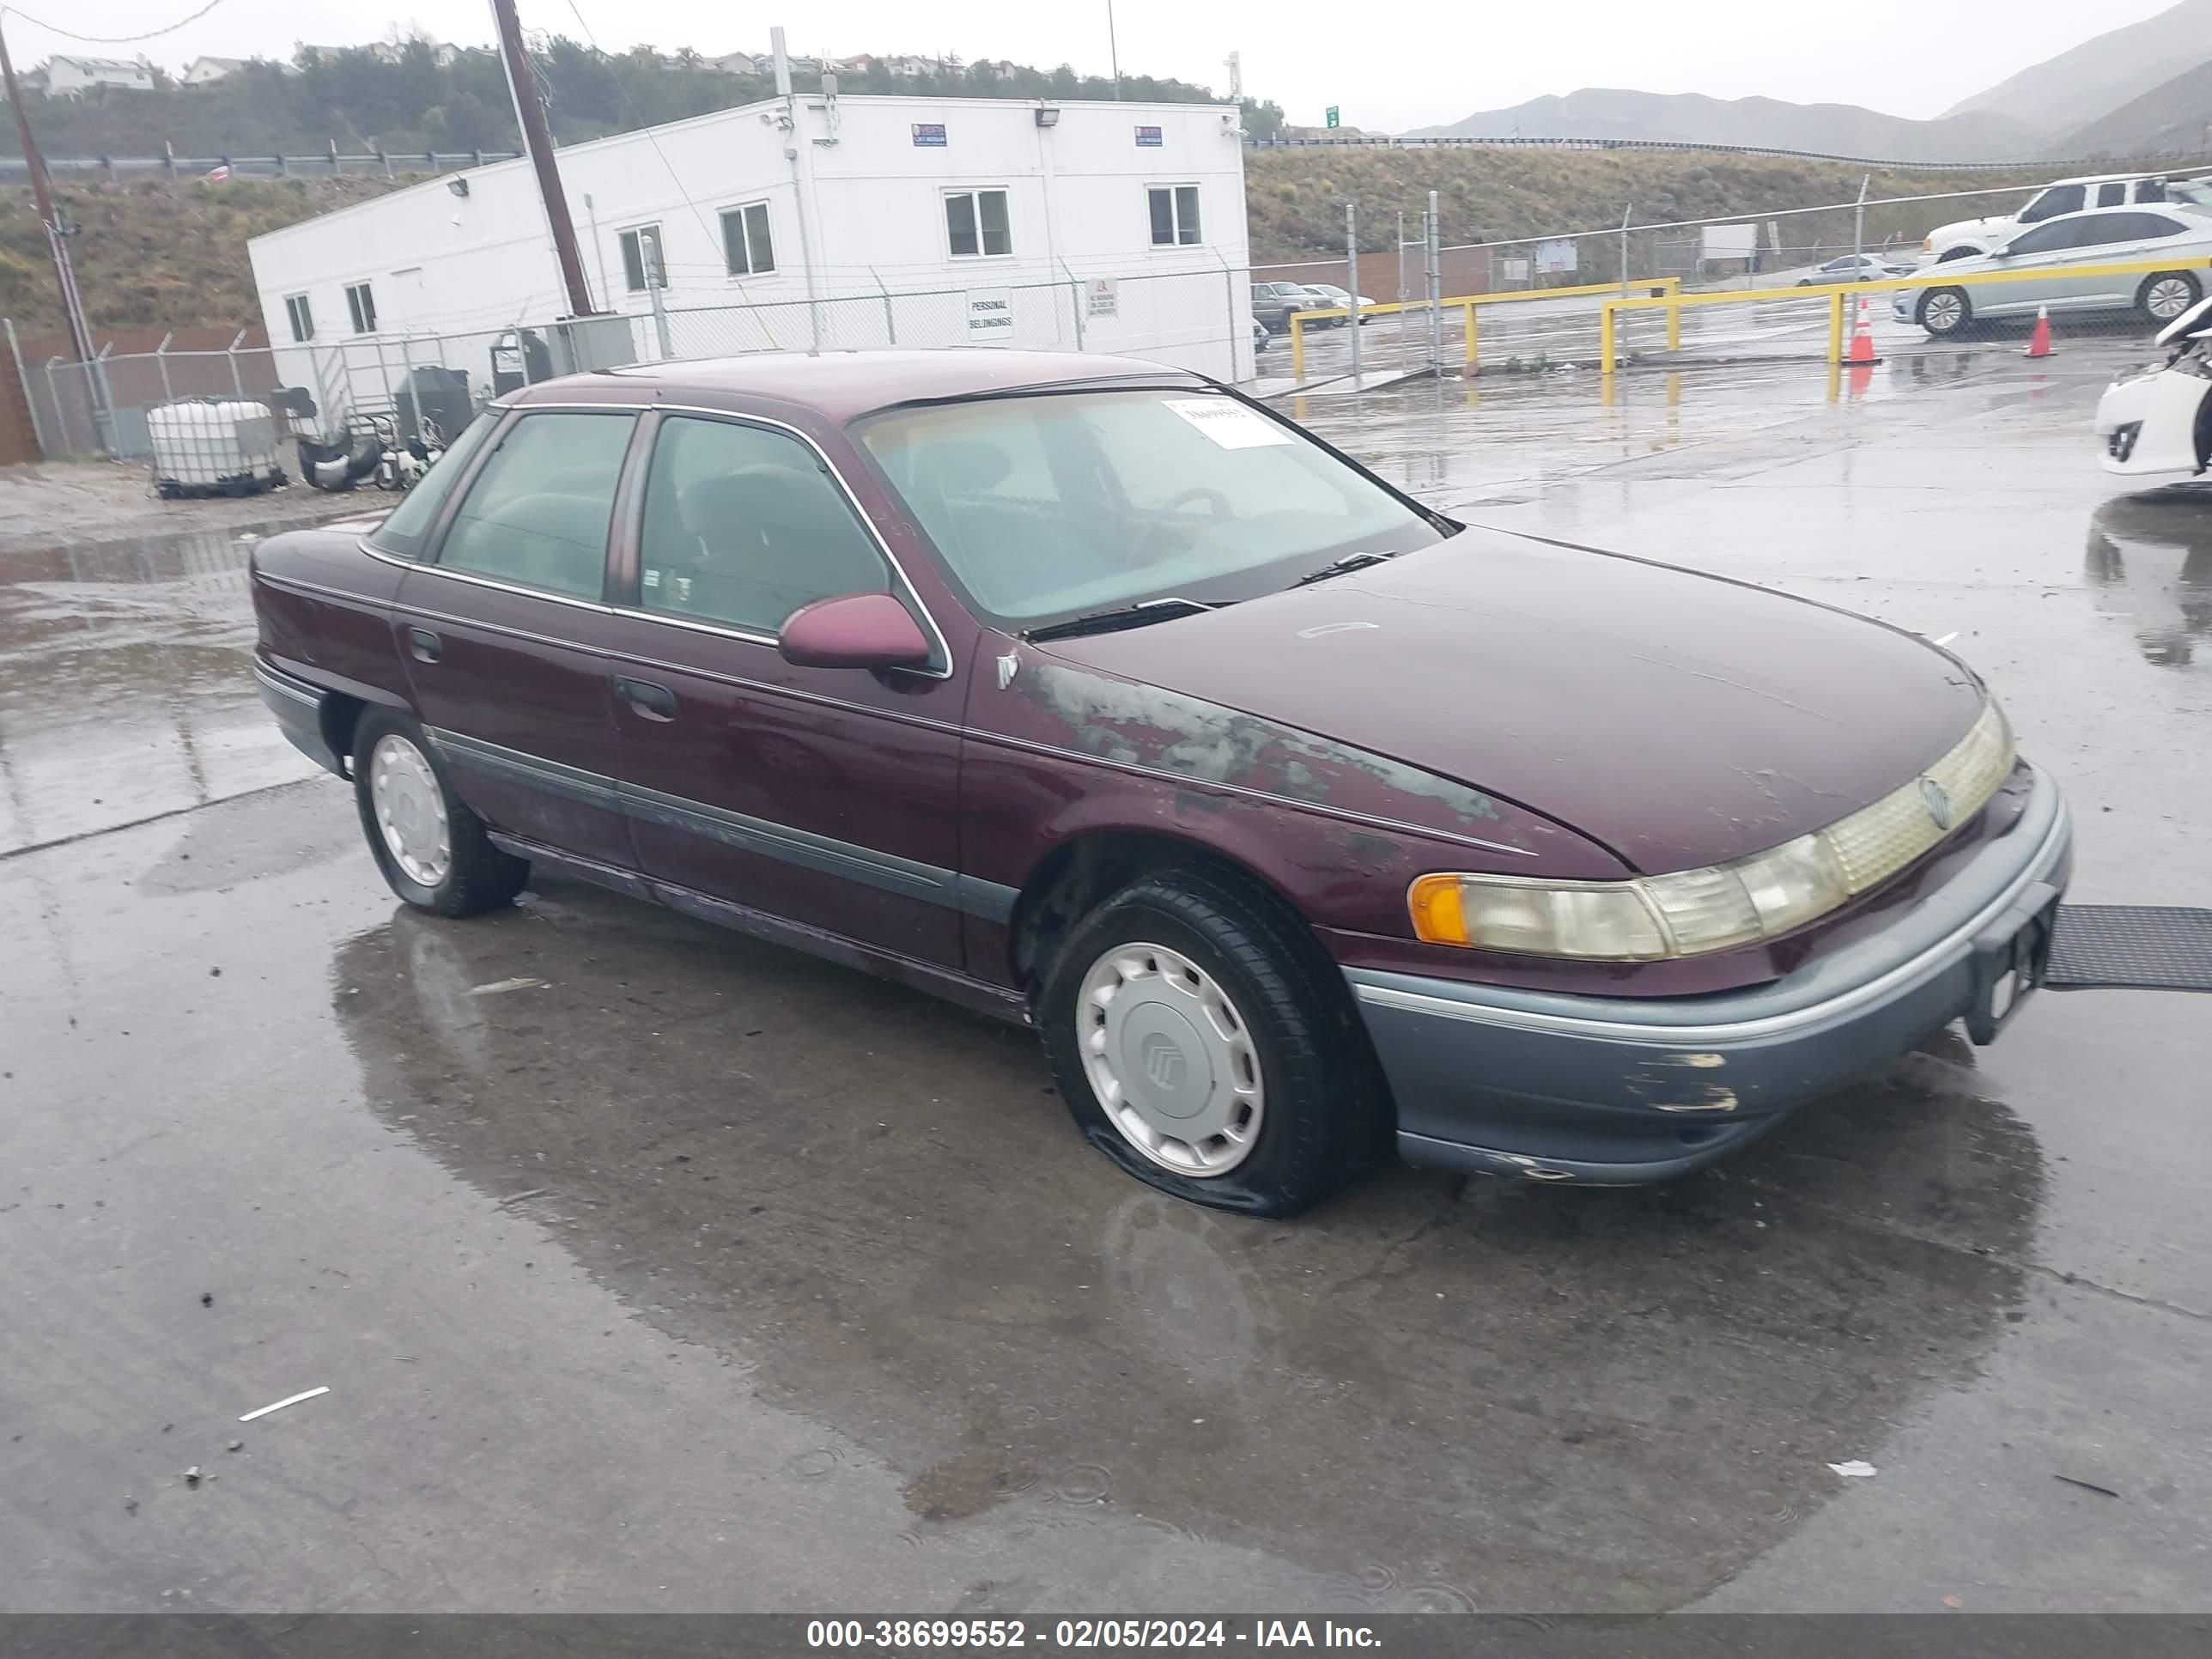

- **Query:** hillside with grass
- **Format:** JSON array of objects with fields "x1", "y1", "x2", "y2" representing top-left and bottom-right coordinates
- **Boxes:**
[
  {"x1": 0, "y1": 177, "x2": 398, "y2": 337},
  {"x1": 1244, "y1": 149, "x2": 2071, "y2": 269},
  {"x1": 0, "y1": 147, "x2": 2148, "y2": 341}
]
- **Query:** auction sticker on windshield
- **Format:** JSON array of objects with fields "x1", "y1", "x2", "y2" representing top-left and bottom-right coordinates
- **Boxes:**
[{"x1": 1164, "y1": 398, "x2": 1294, "y2": 448}]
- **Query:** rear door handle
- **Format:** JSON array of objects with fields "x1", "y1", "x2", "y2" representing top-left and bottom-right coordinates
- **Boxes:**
[
  {"x1": 406, "y1": 627, "x2": 441, "y2": 663},
  {"x1": 614, "y1": 675, "x2": 678, "y2": 721}
]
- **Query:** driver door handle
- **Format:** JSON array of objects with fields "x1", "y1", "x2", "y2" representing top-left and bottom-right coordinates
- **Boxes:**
[{"x1": 613, "y1": 675, "x2": 678, "y2": 721}]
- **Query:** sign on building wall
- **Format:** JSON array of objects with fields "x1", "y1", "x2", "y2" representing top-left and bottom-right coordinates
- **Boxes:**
[
  {"x1": 1134, "y1": 125, "x2": 1163, "y2": 147},
  {"x1": 911, "y1": 123, "x2": 947, "y2": 147},
  {"x1": 968, "y1": 289, "x2": 1015, "y2": 343},
  {"x1": 1086, "y1": 278, "x2": 1119, "y2": 318},
  {"x1": 1701, "y1": 223, "x2": 1758, "y2": 261},
  {"x1": 1534, "y1": 239, "x2": 1577, "y2": 275}
]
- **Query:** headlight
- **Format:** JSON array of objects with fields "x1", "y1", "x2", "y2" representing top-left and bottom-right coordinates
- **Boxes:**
[{"x1": 1408, "y1": 702, "x2": 2014, "y2": 960}]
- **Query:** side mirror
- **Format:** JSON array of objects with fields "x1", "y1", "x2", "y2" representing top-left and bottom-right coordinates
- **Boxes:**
[
  {"x1": 1990, "y1": 245, "x2": 2015, "y2": 259},
  {"x1": 778, "y1": 592, "x2": 933, "y2": 672}
]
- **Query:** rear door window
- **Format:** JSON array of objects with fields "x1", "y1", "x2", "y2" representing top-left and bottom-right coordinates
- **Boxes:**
[
  {"x1": 2096, "y1": 183, "x2": 2126, "y2": 208},
  {"x1": 2109, "y1": 211, "x2": 2185, "y2": 240},
  {"x1": 368, "y1": 410, "x2": 498, "y2": 561},
  {"x1": 435, "y1": 411, "x2": 637, "y2": 599}
]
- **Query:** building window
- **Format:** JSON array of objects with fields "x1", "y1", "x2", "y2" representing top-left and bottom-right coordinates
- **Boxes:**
[
  {"x1": 345, "y1": 282, "x2": 377, "y2": 334},
  {"x1": 620, "y1": 225, "x2": 667, "y2": 292},
  {"x1": 945, "y1": 189, "x2": 1012, "y2": 258},
  {"x1": 1150, "y1": 185, "x2": 1203, "y2": 246},
  {"x1": 284, "y1": 294, "x2": 314, "y2": 342},
  {"x1": 720, "y1": 202, "x2": 775, "y2": 276},
  {"x1": 1147, "y1": 185, "x2": 1201, "y2": 247}
]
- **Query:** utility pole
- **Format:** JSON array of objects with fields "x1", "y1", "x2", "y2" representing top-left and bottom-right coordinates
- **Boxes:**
[
  {"x1": 1425, "y1": 191, "x2": 1443, "y2": 371},
  {"x1": 3, "y1": 18, "x2": 111, "y2": 456},
  {"x1": 1107, "y1": 0, "x2": 1121, "y2": 100},
  {"x1": 489, "y1": 0, "x2": 598, "y2": 317},
  {"x1": 1346, "y1": 201, "x2": 1361, "y2": 382}
]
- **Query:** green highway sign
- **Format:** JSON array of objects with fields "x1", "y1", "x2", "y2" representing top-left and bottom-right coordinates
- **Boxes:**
[{"x1": 1325, "y1": 106, "x2": 1340, "y2": 128}]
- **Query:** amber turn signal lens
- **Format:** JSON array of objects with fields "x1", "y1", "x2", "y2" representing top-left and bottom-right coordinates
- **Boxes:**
[{"x1": 1407, "y1": 873, "x2": 1469, "y2": 946}]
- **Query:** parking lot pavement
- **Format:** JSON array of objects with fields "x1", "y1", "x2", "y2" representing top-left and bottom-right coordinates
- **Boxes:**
[{"x1": 4, "y1": 346, "x2": 2209, "y2": 1614}]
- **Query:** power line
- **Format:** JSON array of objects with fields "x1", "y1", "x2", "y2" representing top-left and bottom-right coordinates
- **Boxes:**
[{"x1": 0, "y1": 0, "x2": 227, "y2": 46}]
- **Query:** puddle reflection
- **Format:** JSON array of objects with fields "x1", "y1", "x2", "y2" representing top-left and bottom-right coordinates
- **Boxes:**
[{"x1": 2087, "y1": 494, "x2": 2212, "y2": 668}]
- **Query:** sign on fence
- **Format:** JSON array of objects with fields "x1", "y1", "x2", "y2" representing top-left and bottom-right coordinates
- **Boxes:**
[
  {"x1": 1086, "y1": 278, "x2": 1119, "y2": 319},
  {"x1": 1702, "y1": 223, "x2": 1759, "y2": 261},
  {"x1": 967, "y1": 288, "x2": 1015, "y2": 343},
  {"x1": 1534, "y1": 239, "x2": 1577, "y2": 276}
]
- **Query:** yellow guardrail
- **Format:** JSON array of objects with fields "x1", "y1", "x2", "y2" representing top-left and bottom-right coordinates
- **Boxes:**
[
  {"x1": 1595, "y1": 255, "x2": 2212, "y2": 373},
  {"x1": 1286, "y1": 277, "x2": 1683, "y2": 381}
]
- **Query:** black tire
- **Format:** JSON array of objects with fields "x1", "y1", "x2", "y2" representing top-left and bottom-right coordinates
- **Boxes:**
[
  {"x1": 1037, "y1": 866, "x2": 1389, "y2": 1218},
  {"x1": 2138, "y1": 270, "x2": 2201, "y2": 327},
  {"x1": 1917, "y1": 287, "x2": 1972, "y2": 337},
  {"x1": 350, "y1": 709, "x2": 529, "y2": 918}
]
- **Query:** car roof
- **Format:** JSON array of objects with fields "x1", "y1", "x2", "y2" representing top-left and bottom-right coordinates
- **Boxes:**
[
  {"x1": 2046, "y1": 172, "x2": 2167, "y2": 186},
  {"x1": 517, "y1": 349, "x2": 1206, "y2": 422}
]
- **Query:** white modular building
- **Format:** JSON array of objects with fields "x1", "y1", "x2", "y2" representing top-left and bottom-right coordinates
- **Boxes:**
[{"x1": 246, "y1": 91, "x2": 1256, "y2": 413}]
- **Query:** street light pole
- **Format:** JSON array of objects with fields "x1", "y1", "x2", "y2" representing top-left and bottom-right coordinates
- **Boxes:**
[
  {"x1": 1107, "y1": 0, "x2": 1121, "y2": 100},
  {"x1": 2, "y1": 18, "x2": 111, "y2": 455}
]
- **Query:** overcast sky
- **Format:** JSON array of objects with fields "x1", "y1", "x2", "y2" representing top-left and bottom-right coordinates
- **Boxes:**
[{"x1": 5, "y1": 0, "x2": 2179, "y2": 131}]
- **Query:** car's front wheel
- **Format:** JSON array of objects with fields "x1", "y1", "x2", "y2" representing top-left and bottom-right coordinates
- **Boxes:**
[
  {"x1": 2139, "y1": 270, "x2": 2202, "y2": 326},
  {"x1": 1038, "y1": 867, "x2": 1388, "y2": 1218},
  {"x1": 1918, "y1": 287, "x2": 1972, "y2": 337},
  {"x1": 351, "y1": 710, "x2": 529, "y2": 917}
]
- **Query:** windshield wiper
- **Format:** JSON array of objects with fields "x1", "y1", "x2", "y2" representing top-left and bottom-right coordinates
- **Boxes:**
[
  {"x1": 1291, "y1": 550, "x2": 1397, "y2": 587},
  {"x1": 1024, "y1": 596, "x2": 1223, "y2": 643}
]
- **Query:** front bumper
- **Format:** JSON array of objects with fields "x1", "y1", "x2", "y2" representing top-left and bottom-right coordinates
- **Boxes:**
[
  {"x1": 1352, "y1": 763, "x2": 2072, "y2": 1184},
  {"x1": 2093, "y1": 368, "x2": 2210, "y2": 476}
]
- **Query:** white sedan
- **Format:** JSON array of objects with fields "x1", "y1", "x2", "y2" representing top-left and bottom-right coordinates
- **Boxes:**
[
  {"x1": 1893, "y1": 204, "x2": 2212, "y2": 337},
  {"x1": 2094, "y1": 295, "x2": 2212, "y2": 478}
]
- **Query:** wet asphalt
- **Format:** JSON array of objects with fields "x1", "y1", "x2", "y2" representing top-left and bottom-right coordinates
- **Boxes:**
[{"x1": 3, "y1": 340, "x2": 2209, "y2": 1613}]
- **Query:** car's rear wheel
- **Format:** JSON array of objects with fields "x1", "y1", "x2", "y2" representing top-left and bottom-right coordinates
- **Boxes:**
[
  {"x1": 351, "y1": 710, "x2": 529, "y2": 917},
  {"x1": 1038, "y1": 866, "x2": 1389, "y2": 1218},
  {"x1": 1918, "y1": 288, "x2": 1972, "y2": 337},
  {"x1": 2139, "y1": 271, "x2": 2201, "y2": 326}
]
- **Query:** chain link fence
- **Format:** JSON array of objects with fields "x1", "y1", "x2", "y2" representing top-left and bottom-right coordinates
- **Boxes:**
[{"x1": 1258, "y1": 173, "x2": 2212, "y2": 382}]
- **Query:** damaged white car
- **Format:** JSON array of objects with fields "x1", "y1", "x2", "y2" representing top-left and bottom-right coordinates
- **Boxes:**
[{"x1": 2095, "y1": 294, "x2": 2212, "y2": 477}]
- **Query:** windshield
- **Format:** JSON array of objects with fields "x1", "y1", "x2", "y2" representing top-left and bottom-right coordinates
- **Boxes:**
[{"x1": 851, "y1": 388, "x2": 1448, "y2": 626}]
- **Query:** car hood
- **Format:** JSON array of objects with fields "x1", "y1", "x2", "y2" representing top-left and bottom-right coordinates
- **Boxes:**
[{"x1": 1034, "y1": 529, "x2": 1987, "y2": 873}]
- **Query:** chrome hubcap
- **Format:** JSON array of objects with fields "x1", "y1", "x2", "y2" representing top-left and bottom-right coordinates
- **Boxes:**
[
  {"x1": 370, "y1": 734, "x2": 451, "y2": 887},
  {"x1": 1078, "y1": 942, "x2": 1263, "y2": 1177},
  {"x1": 1926, "y1": 294, "x2": 1964, "y2": 330},
  {"x1": 2148, "y1": 278, "x2": 2195, "y2": 319}
]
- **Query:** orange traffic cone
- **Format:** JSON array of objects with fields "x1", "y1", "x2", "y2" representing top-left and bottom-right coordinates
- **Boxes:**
[
  {"x1": 1845, "y1": 295, "x2": 1881, "y2": 366},
  {"x1": 2024, "y1": 304, "x2": 2054, "y2": 358}
]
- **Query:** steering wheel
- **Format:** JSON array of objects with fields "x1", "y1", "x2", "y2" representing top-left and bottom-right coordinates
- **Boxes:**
[{"x1": 1162, "y1": 486, "x2": 1234, "y2": 520}]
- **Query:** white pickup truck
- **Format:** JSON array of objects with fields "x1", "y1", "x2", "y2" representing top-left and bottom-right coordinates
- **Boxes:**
[{"x1": 1923, "y1": 173, "x2": 2212, "y2": 264}]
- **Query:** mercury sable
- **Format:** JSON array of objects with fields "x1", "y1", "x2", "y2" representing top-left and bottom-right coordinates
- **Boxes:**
[{"x1": 251, "y1": 350, "x2": 2071, "y2": 1216}]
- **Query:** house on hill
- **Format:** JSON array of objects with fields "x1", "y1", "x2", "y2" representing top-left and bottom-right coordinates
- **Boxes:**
[
  {"x1": 181, "y1": 57, "x2": 248, "y2": 86},
  {"x1": 31, "y1": 56, "x2": 156, "y2": 96}
]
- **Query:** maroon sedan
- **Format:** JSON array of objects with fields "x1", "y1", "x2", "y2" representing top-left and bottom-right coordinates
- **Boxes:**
[{"x1": 252, "y1": 350, "x2": 2071, "y2": 1216}]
